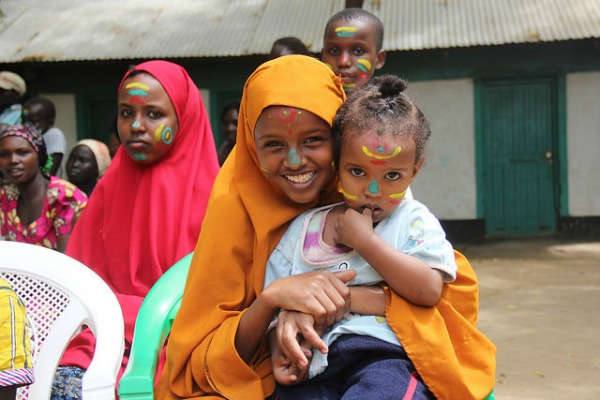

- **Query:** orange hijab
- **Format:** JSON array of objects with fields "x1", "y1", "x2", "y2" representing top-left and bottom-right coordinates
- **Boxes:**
[
  {"x1": 157, "y1": 55, "x2": 346, "y2": 399},
  {"x1": 158, "y1": 56, "x2": 495, "y2": 400}
]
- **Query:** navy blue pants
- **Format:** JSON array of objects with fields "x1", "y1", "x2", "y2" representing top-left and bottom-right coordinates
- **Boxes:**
[{"x1": 273, "y1": 334, "x2": 435, "y2": 400}]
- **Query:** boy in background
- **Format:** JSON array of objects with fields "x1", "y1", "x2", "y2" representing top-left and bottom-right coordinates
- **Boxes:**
[
  {"x1": 321, "y1": 8, "x2": 386, "y2": 93},
  {"x1": 22, "y1": 97, "x2": 67, "y2": 177}
]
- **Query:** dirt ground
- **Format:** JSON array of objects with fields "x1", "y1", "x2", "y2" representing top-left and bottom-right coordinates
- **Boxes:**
[{"x1": 455, "y1": 237, "x2": 600, "y2": 400}]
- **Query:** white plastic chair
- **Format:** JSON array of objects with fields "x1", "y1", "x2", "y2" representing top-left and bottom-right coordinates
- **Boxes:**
[{"x1": 0, "y1": 241, "x2": 125, "y2": 400}]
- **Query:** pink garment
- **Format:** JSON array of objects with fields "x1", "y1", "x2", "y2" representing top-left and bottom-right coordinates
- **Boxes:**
[
  {"x1": 0, "y1": 177, "x2": 87, "y2": 249},
  {"x1": 61, "y1": 60, "x2": 220, "y2": 376}
]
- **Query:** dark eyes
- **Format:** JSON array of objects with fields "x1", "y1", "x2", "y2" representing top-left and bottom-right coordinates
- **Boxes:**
[
  {"x1": 118, "y1": 108, "x2": 163, "y2": 119},
  {"x1": 349, "y1": 169, "x2": 401, "y2": 180},
  {"x1": 350, "y1": 168, "x2": 364, "y2": 177},
  {"x1": 386, "y1": 172, "x2": 401, "y2": 181}
]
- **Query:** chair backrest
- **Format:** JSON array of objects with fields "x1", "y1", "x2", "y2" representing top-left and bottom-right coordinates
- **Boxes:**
[
  {"x1": 0, "y1": 241, "x2": 125, "y2": 400},
  {"x1": 118, "y1": 252, "x2": 193, "y2": 400}
]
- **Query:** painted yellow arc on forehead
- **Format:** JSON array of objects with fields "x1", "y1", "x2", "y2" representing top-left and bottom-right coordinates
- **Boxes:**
[
  {"x1": 335, "y1": 26, "x2": 358, "y2": 34},
  {"x1": 125, "y1": 82, "x2": 150, "y2": 91},
  {"x1": 362, "y1": 145, "x2": 402, "y2": 160},
  {"x1": 341, "y1": 187, "x2": 358, "y2": 201}
]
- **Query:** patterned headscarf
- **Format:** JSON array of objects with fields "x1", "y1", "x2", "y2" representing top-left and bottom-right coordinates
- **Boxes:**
[{"x1": 0, "y1": 124, "x2": 50, "y2": 174}]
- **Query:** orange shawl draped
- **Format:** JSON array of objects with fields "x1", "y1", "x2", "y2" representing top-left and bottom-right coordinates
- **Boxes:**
[
  {"x1": 157, "y1": 55, "x2": 495, "y2": 399},
  {"x1": 157, "y1": 55, "x2": 346, "y2": 399}
]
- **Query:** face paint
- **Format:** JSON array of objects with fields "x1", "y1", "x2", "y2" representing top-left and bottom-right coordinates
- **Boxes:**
[
  {"x1": 133, "y1": 153, "x2": 147, "y2": 161},
  {"x1": 368, "y1": 179, "x2": 379, "y2": 194},
  {"x1": 342, "y1": 83, "x2": 356, "y2": 92},
  {"x1": 153, "y1": 124, "x2": 173, "y2": 145},
  {"x1": 126, "y1": 82, "x2": 150, "y2": 104},
  {"x1": 341, "y1": 187, "x2": 358, "y2": 201},
  {"x1": 356, "y1": 59, "x2": 372, "y2": 73},
  {"x1": 288, "y1": 148, "x2": 300, "y2": 165},
  {"x1": 335, "y1": 26, "x2": 357, "y2": 37},
  {"x1": 362, "y1": 145, "x2": 402, "y2": 160},
  {"x1": 125, "y1": 82, "x2": 150, "y2": 95},
  {"x1": 272, "y1": 107, "x2": 301, "y2": 135},
  {"x1": 389, "y1": 190, "x2": 407, "y2": 205},
  {"x1": 132, "y1": 121, "x2": 140, "y2": 128}
]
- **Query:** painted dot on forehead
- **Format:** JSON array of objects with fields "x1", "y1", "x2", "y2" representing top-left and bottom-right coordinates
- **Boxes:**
[
  {"x1": 335, "y1": 26, "x2": 357, "y2": 37},
  {"x1": 273, "y1": 107, "x2": 301, "y2": 135}
]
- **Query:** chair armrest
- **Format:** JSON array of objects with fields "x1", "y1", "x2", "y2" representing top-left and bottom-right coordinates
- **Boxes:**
[{"x1": 118, "y1": 252, "x2": 193, "y2": 400}]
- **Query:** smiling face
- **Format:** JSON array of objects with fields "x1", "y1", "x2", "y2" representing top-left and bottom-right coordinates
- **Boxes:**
[
  {"x1": 339, "y1": 130, "x2": 422, "y2": 223},
  {"x1": 322, "y1": 18, "x2": 386, "y2": 92},
  {"x1": 66, "y1": 145, "x2": 98, "y2": 185},
  {"x1": 117, "y1": 72, "x2": 179, "y2": 165},
  {"x1": 254, "y1": 106, "x2": 334, "y2": 204},
  {"x1": 0, "y1": 136, "x2": 39, "y2": 185}
]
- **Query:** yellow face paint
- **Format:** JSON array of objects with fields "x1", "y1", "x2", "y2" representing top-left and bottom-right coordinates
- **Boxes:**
[
  {"x1": 335, "y1": 26, "x2": 358, "y2": 37},
  {"x1": 341, "y1": 187, "x2": 358, "y2": 201},
  {"x1": 125, "y1": 82, "x2": 150, "y2": 91},
  {"x1": 389, "y1": 191, "x2": 407, "y2": 200},
  {"x1": 153, "y1": 124, "x2": 165, "y2": 142},
  {"x1": 357, "y1": 59, "x2": 372, "y2": 73},
  {"x1": 362, "y1": 145, "x2": 402, "y2": 160}
]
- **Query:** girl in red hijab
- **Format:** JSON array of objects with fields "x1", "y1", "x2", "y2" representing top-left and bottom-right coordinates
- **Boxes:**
[{"x1": 52, "y1": 60, "x2": 219, "y2": 398}]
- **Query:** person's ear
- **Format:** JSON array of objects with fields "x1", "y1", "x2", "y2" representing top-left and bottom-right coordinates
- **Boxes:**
[
  {"x1": 409, "y1": 159, "x2": 424, "y2": 183},
  {"x1": 374, "y1": 49, "x2": 386, "y2": 70}
]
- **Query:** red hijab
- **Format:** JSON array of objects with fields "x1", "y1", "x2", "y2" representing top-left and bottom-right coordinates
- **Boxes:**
[{"x1": 61, "y1": 60, "x2": 219, "y2": 371}]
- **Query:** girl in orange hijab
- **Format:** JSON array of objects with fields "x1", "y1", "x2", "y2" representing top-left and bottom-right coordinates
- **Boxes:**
[{"x1": 158, "y1": 55, "x2": 495, "y2": 400}]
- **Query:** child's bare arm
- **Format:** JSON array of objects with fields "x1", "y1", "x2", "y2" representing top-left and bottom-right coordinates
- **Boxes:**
[{"x1": 335, "y1": 208, "x2": 444, "y2": 306}]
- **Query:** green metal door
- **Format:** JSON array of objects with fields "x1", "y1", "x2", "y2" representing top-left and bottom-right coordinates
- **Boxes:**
[{"x1": 481, "y1": 78, "x2": 558, "y2": 236}]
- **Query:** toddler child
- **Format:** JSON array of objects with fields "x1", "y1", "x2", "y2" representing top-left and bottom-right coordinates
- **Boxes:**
[{"x1": 267, "y1": 75, "x2": 494, "y2": 399}]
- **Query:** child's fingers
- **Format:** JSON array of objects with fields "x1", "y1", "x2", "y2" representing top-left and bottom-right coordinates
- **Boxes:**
[{"x1": 300, "y1": 326, "x2": 328, "y2": 354}]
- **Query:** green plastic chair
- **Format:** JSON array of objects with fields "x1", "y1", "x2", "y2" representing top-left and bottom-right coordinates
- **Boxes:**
[
  {"x1": 117, "y1": 250, "x2": 495, "y2": 400},
  {"x1": 117, "y1": 252, "x2": 193, "y2": 400}
]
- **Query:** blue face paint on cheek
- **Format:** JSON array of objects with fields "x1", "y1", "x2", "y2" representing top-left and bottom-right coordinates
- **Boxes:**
[
  {"x1": 368, "y1": 180, "x2": 379, "y2": 194},
  {"x1": 133, "y1": 153, "x2": 147, "y2": 161}
]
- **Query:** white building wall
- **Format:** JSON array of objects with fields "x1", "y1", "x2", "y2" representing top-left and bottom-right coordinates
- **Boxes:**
[
  {"x1": 405, "y1": 79, "x2": 477, "y2": 220},
  {"x1": 566, "y1": 72, "x2": 600, "y2": 216}
]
